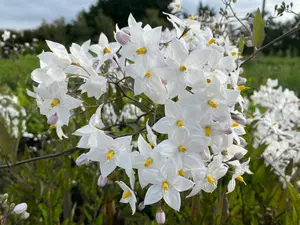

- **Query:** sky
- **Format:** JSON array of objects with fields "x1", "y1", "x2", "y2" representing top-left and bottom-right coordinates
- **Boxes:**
[{"x1": 1, "y1": 0, "x2": 299, "y2": 30}]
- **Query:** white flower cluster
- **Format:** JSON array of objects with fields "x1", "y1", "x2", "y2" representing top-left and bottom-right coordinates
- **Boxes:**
[
  {"x1": 0, "y1": 95, "x2": 27, "y2": 138},
  {"x1": 248, "y1": 79, "x2": 300, "y2": 184},
  {"x1": 28, "y1": 2, "x2": 251, "y2": 214},
  {"x1": 0, "y1": 193, "x2": 29, "y2": 222}
]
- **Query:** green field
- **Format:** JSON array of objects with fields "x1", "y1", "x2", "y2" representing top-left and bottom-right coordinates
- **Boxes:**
[{"x1": 1, "y1": 56, "x2": 299, "y2": 95}]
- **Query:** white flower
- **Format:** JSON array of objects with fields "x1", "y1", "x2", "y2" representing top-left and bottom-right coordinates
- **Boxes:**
[
  {"x1": 116, "y1": 181, "x2": 137, "y2": 215},
  {"x1": 2, "y1": 30, "x2": 10, "y2": 41},
  {"x1": 168, "y1": 0, "x2": 182, "y2": 14},
  {"x1": 144, "y1": 160, "x2": 194, "y2": 211},
  {"x1": 85, "y1": 135, "x2": 132, "y2": 177},
  {"x1": 79, "y1": 75, "x2": 107, "y2": 100}
]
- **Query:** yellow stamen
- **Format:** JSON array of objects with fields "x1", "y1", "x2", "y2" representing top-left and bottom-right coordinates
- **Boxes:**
[
  {"x1": 232, "y1": 122, "x2": 239, "y2": 127},
  {"x1": 175, "y1": 3, "x2": 181, "y2": 8},
  {"x1": 236, "y1": 175, "x2": 246, "y2": 185},
  {"x1": 106, "y1": 150, "x2": 115, "y2": 160},
  {"x1": 162, "y1": 181, "x2": 169, "y2": 191},
  {"x1": 51, "y1": 98, "x2": 60, "y2": 107},
  {"x1": 176, "y1": 120, "x2": 184, "y2": 127},
  {"x1": 237, "y1": 85, "x2": 246, "y2": 91},
  {"x1": 231, "y1": 51, "x2": 237, "y2": 56},
  {"x1": 208, "y1": 38, "x2": 215, "y2": 45},
  {"x1": 208, "y1": 100, "x2": 217, "y2": 108},
  {"x1": 145, "y1": 71, "x2": 152, "y2": 78},
  {"x1": 104, "y1": 47, "x2": 111, "y2": 54},
  {"x1": 144, "y1": 158, "x2": 153, "y2": 167},
  {"x1": 207, "y1": 175, "x2": 215, "y2": 185},
  {"x1": 211, "y1": 68, "x2": 215, "y2": 72},
  {"x1": 182, "y1": 32, "x2": 188, "y2": 37},
  {"x1": 148, "y1": 142, "x2": 154, "y2": 148},
  {"x1": 136, "y1": 47, "x2": 147, "y2": 55},
  {"x1": 49, "y1": 124, "x2": 56, "y2": 129},
  {"x1": 272, "y1": 122, "x2": 277, "y2": 126},
  {"x1": 188, "y1": 37, "x2": 193, "y2": 42},
  {"x1": 206, "y1": 78, "x2": 211, "y2": 84},
  {"x1": 205, "y1": 126, "x2": 211, "y2": 137},
  {"x1": 178, "y1": 145, "x2": 187, "y2": 153},
  {"x1": 179, "y1": 65, "x2": 187, "y2": 72},
  {"x1": 122, "y1": 191, "x2": 131, "y2": 199},
  {"x1": 178, "y1": 169, "x2": 185, "y2": 177},
  {"x1": 189, "y1": 15, "x2": 195, "y2": 20}
]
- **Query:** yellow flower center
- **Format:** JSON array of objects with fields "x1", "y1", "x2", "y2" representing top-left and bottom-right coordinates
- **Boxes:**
[
  {"x1": 208, "y1": 100, "x2": 217, "y2": 108},
  {"x1": 106, "y1": 150, "x2": 115, "y2": 160},
  {"x1": 232, "y1": 122, "x2": 239, "y2": 127},
  {"x1": 189, "y1": 15, "x2": 195, "y2": 20},
  {"x1": 206, "y1": 78, "x2": 211, "y2": 84},
  {"x1": 122, "y1": 191, "x2": 131, "y2": 199},
  {"x1": 188, "y1": 37, "x2": 193, "y2": 42},
  {"x1": 162, "y1": 181, "x2": 169, "y2": 191},
  {"x1": 236, "y1": 175, "x2": 246, "y2": 185},
  {"x1": 272, "y1": 122, "x2": 277, "y2": 126},
  {"x1": 178, "y1": 145, "x2": 187, "y2": 153},
  {"x1": 207, "y1": 175, "x2": 215, "y2": 185},
  {"x1": 49, "y1": 124, "x2": 56, "y2": 129},
  {"x1": 237, "y1": 85, "x2": 246, "y2": 91},
  {"x1": 178, "y1": 169, "x2": 185, "y2": 177},
  {"x1": 208, "y1": 38, "x2": 215, "y2": 45},
  {"x1": 51, "y1": 98, "x2": 60, "y2": 107},
  {"x1": 144, "y1": 158, "x2": 153, "y2": 167},
  {"x1": 104, "y1": 47, "x2": 111, "y2": 54},
  {"x1": 231, "y1": 51, "x2": 237, "y2": 56},
  {"x1": 205, "y1": 126, "x2": 211, "y2": 137},
  {"x1": 176, "y1": 120, "x2": 184, "y2": 127},
  {"x1": 148, "y1": 142, "x2": 154, "y2": 148},
  {"x1": 179, "y1": 65, "x2": 187, "y2": 72},
  {"x1": 145, "y1": 71, "x2": 152, "y2": 78},
  {"x1": 136, "y1": 47, "x2": 147, "y2": 55},
  {"x1": 175, "y1": 3, "x2": 181, "y2": 8}
]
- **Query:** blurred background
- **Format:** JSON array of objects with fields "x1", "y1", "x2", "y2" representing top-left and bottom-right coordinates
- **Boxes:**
[{"x1": 0, "y1": 0, "x2": 299, "y2": 224}]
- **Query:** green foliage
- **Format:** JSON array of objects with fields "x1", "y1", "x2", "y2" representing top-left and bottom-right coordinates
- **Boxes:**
[{"x1": 253, "y1": 8, "x2": 265, "y2": 47}]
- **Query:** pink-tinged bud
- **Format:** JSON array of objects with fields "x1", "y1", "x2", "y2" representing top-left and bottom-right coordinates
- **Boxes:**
[
  {"x1": 97, "y1": 175, "x2": 108, "y2": 187},
  {"x1": 21, "y1": 212, "x2": 30, "y2": 220},
  {"x1": 156, "y1": 210, "x2": 166, "y2": 224},
  {"x1": 115, "y1": 30, "x2": 131, "y2": 45},
  {"x1": 13, "y1": 203, "x2": 27, "y2": 214},
  {"x1": 75, "y1": 153, "x2": 88, "y2": 166},
  {"x1": 47, "y1": 113, "x2": 58, "y2": 125},
  {"x1": 121, "y1": 27, "x2": 131, "y2": 35},
  {"x1": 108, "y1": 59, "x2": 118, "y2": 69},
  {"x1": 161, "y1": 79, "x2": 168, "y2": 86}
]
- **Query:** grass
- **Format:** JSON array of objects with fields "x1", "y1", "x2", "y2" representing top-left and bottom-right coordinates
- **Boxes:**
[
  {"x1": 243, "y1": 57, "x2": 300, "y2": 95},
  {"x1": 0, "y1": 55, "x2": 299, "y2": 95}
]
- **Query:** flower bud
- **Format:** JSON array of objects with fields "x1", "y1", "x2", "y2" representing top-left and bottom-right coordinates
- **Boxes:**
[
  {"x1": 238, "y1": 76, "x2": 247, "y2": 85},
  {"x1": 161, "y1": 79, "x2": 168, "y2": 86},
  {"x1": 138, "y1": 201, "x2": 145, "y2": 211},
  {"x1": 97, "y1": 175, "x2": 108, "y2": 187},
  {"x1": 21, "y1": 212, "x2": 30, "y2": 220},
  {"x1": 13, "y1": 203, "x2": 28, "y2": 214},
  {"x1": 156, "y1": 210, "x2": 166, "y2": 224},
  {"x1": 9, "y1": 203, "x2": 16, "y2": 211},
  {"x1": 115, "y1": 28, "x2": 131, "y2": 45},
  {"x1": 47, "y1": 113, "x2": 58, "y2": 125},
  {"x1": 75, "y1": 153, "x2": 89, "y2": 166}
]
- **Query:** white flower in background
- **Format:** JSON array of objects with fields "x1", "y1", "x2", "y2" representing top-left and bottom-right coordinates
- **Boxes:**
[
  {"x1": 168, "y1": 0, "x2": 182, "y2": 14},
  {"x1": 78, "y1": 75, "x2": 107, "y2": 99},
  {"x1": 2, "y1": 30, "x2": 10, "y2": 41},
  {"x1": 116, "y1": 181, "x2": 137, "y2": 215}
]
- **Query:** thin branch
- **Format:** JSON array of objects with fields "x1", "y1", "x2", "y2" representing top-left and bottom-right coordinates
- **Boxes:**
[{"x1": 0, "y1": 147, "x2": 80, "y2": 170}]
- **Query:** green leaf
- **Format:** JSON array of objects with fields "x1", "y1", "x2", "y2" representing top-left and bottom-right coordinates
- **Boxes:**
[
  {"x1": 38, "y1": 203, "x2": 51, "y2": 225},
  {"x1": 238, "y1": 34, "x2": 245, "y2": 55},
  {"x1": 286, "y1": 180, "x2": 300, "y2": 222},
  {"x1": 0, "y1": 121, "x2": 19, "y2": 163},
  {"x1": 252, "y1": 8, "x2": 265, "y2": 47}
]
